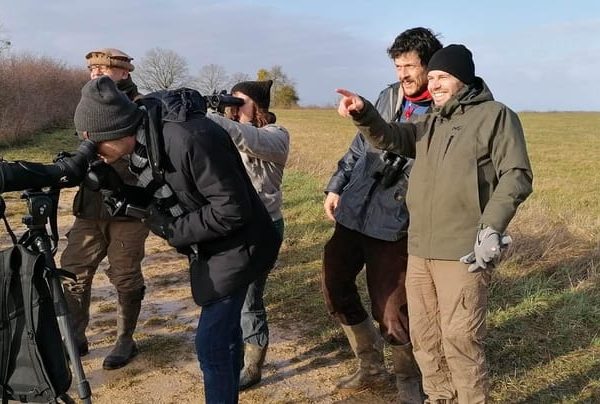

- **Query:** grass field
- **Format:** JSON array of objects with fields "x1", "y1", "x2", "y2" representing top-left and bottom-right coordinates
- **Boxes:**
[
  {"x1": 1, "y1": 110, "x2": 599, "y2": 402},
  {"x1": 275, "y1": 109, "x2": 600, "y2": 403}
]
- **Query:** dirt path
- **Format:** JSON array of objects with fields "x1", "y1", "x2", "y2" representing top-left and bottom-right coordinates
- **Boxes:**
[{"x1": 2, "y1": 189, "x2": 397, "y2": 404}]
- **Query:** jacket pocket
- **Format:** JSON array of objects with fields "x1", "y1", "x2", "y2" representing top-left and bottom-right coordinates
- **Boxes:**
[{"x1": 189, "y1": 257, "x2": 214, "y2": 306}]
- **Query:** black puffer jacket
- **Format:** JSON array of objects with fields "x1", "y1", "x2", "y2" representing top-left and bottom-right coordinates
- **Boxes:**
[
  {"x1": 146, "y1": 95, "x2": 280, "y2": 305},
  {"x1": 325, "y1": 82, "x2": 411, "y2": 241}
]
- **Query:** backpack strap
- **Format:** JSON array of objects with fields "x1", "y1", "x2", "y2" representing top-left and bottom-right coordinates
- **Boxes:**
[
  {"x1": 0, "y1": 247, "x2": 15, "y2": 403},
  {"x1": 18, "y1": 246, "x2": 56, "y2": 401},
  {"x1": 140, "y1": 103, "x2": 166, "y2": 187}
]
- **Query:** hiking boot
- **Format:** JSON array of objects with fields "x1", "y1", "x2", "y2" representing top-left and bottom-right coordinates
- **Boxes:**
[
  {"x1": 337, "y1": 318, "x2": 389, "y2": 391},
  {"x1": 239, "y1": 343, "x2": 268, "y2": 390},
  {"x1": 102, "y1": 288, "x2": 144, "y2": 370},
  {"x1": 390, "y1": 343, "x2": 425, "y2": 403}
]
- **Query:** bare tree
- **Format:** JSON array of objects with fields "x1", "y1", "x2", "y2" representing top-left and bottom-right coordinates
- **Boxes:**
[
  {"x1": 133, "y1": 47, "x2": 191, "y2": 92},
  {"x1": 195, "y1": 64, "x2": 230, "y2": 95},
  {"x1": 0, "y1": 24, "x2": 11, "y2": 56}
]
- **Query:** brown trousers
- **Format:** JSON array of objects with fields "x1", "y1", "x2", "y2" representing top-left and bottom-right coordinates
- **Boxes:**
[
  {"x1": 407, "y1": 256, "x2": 492, "y2": 404},
  {"x1": 322, "y1": 223, "x2": 410, "y2": 344},
  {"x1": 60, "y1": 217, "x2": 149, "y2": 293}
]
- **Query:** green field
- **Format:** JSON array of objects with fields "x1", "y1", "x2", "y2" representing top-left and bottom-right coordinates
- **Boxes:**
[{"x1": 1, "y1": 110, "x2": 599, "y2": 402}]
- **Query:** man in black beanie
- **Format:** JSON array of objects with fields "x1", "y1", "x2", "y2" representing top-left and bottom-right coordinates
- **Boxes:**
[
  {"x1": 335, "y1": 44, "x2": 533, "y2": 403},
  {"x1": 75, "y1": 76, "x2": 280, "y2": 403}
]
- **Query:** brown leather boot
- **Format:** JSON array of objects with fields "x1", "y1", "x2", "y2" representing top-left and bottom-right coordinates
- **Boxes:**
[
  {"x1": 102, "y1": 288, "x2": 144, "y2": 370},
  {"x1": 390, "y1": 343, "x2": 425, "y2": 403},
  {"x1": 337, "y1": 318, "x2": 389, "y2": 391}
]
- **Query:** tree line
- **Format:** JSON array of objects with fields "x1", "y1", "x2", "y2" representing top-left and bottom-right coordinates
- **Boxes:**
[
  {"x1": 133, "y1": 47, "x2": 299, "y2": 108},
  {"x1": 0, "y1": 34, "x2": 300, "y2": 145}
]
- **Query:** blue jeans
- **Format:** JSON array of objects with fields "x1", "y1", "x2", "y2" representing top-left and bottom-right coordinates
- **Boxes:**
[
  {"x1": 241, "y1": 218, "x2": 284, "y2": 347},
  {"x1": 196, "y1": 286, "x2": 248, "y2": 404}
]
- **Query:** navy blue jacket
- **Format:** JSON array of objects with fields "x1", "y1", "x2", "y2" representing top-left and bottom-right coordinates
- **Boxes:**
[{"x1": 325, "y1": 82, "x2": 412, "y2": 241}]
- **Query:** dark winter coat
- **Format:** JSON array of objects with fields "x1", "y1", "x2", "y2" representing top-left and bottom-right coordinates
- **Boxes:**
[{"x1": 156, "y1": 109, "x2": 280, "y2": 306}]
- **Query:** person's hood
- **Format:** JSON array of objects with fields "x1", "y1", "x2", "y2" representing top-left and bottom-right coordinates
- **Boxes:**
[{"x1": 437, "y1": 77, "x2": 494, "y2": 118}]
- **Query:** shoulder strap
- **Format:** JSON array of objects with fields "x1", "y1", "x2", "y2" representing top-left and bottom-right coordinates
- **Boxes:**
[
  {"x1": 136, "y1": 102, "x2": 165, "y2": 187},
  {"x1": 0, "y1": 247, "x2": 15, "y2": 401}
]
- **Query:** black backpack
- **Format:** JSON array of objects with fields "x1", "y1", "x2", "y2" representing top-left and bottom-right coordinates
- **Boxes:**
[{"x1": 0, "y1": 244, "x2": 72, "y2": 403}]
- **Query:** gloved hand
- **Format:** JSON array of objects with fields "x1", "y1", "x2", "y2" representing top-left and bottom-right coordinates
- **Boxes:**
[
  {"x1": 460, "y1": 226, "x2": 512, "y2": 272},
  {"x1": 142, "y1": 203, "x2": 175, "y2": 240},
  {"x1": 83, "y1": 160, "x2": 124, "y2": 194},
  {"x1": 53, "y1": 140, "x2": 97, "y2": 187}
]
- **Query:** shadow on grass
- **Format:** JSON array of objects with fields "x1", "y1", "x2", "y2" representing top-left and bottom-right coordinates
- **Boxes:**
[
  {"x1": 516, "y1": 360, "x2": 600, "y2": 403},
  {"x1": 487, "y1": 223, "x2": 600, "y2": 401}
]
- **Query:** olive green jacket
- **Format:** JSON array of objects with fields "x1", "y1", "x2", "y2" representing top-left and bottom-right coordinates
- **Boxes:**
[{"x1": 353, "y1": 78, "x2": 533, "y2": 259}]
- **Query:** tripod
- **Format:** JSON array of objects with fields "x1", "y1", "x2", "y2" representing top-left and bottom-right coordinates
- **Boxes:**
[{"x1": 3, "y1": 189, "x2": 92, "y2": 403}]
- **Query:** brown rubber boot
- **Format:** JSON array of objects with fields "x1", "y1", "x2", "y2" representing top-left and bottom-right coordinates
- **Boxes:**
[
  {"x1": 390, "y1": 343, "x2": 425, "y2": 404},
  {"x1": 337, "y1": 318, "x2": 389, "y2": 391},
  {"x1": 239, "y1": 343, "x2": 268, "y2": 390},
  {"x1": 63, "y1": 282, "x2": 92, "y2": 356},
  {"x1": 102, "y1": 288, "x2": 144, "y2": 370}
]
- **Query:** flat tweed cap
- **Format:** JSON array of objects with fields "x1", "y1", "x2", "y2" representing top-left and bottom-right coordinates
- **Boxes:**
[{"x1": 85, "y1": 48, "x2": 135, "y2": 72}]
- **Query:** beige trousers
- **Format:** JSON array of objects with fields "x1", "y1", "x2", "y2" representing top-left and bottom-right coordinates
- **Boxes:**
[{"x1": 406, "y1": 256, "x2": 492, "y2": 404}]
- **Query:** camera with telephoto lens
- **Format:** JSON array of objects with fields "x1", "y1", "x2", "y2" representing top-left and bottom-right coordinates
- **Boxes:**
[
  {"x1": 203, "y1": 90, "x2": 244, "y2": 114},
  {"x1": 374, "y1": 151, "x2": 408, "y2": 188},
  {"x1": 0, "y1": 140, "x2": 97, "y2": 193}
]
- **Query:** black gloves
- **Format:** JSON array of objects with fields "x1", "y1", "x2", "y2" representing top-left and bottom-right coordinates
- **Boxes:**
[
  {"x1": 84, "y1": 161, "x2": 153, "y2": 217},
  {"x1": 142, "y1": 203, "x2": 176, "y2": 240},
  {"x1": 84, "y1": 160, "x2": 124, "y2": 193},
  {"x1": 52, "y1": 139, "x2": 97, "y2": 187}
]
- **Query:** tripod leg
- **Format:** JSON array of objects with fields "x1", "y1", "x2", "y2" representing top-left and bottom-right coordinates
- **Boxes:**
[{"x1": 49, "y1": 271, "x2": 93, "y2": 404}]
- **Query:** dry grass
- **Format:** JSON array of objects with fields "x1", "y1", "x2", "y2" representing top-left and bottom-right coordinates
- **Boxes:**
[{"x1": 273, "y1": 109, "x2": 600, "y2": 402}]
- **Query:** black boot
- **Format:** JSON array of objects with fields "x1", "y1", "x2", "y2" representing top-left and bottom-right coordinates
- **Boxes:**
[{"x1": 102, "y1": 288, "x2": 144, "y2": 370}]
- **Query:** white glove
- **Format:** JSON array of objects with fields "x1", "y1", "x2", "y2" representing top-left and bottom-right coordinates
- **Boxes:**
[{"x1": 460, "y1": 226, "x2": 512, "y2": 272}]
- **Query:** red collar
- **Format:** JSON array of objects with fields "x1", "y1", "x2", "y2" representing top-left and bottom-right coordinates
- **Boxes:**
[{"x1": 404, "y1": 89, "x2": 431, "y2": 103}]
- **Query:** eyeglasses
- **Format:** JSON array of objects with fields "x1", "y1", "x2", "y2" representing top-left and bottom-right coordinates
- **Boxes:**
[{"x1": 87, "y1": 64, "x2": 109, "y2": 72}]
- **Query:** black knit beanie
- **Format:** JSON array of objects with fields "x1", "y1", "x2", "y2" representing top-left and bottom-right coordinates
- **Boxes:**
[
  {"x1": 428, "y1": 44, "x2": 475, "y2": 84},
  {"x1": 74, "y1": 76, "x2": 144, "y2": 142},
  {"x1": 231, "y1": 80, "x2": 273, "y2": 110}
]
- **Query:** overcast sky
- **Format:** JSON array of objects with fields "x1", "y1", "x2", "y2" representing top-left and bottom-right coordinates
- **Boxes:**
[{"x1": 1, "y1": 0, "x2": 599, "y2": 111}]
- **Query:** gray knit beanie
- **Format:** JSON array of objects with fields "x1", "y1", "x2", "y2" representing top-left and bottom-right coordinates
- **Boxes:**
[{"x1": 74, "y1": 76, "x2": 144, "y2": 142}]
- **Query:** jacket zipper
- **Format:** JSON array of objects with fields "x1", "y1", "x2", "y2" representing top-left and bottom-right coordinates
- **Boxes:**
[{"x1": 443, "y1": 134, "x2": 455, "y2": 158}]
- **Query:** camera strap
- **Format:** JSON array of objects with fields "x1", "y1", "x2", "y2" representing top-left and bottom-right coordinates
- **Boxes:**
[{"x1": 0, "y1": 197, "x2": 17, "y2": 245}]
